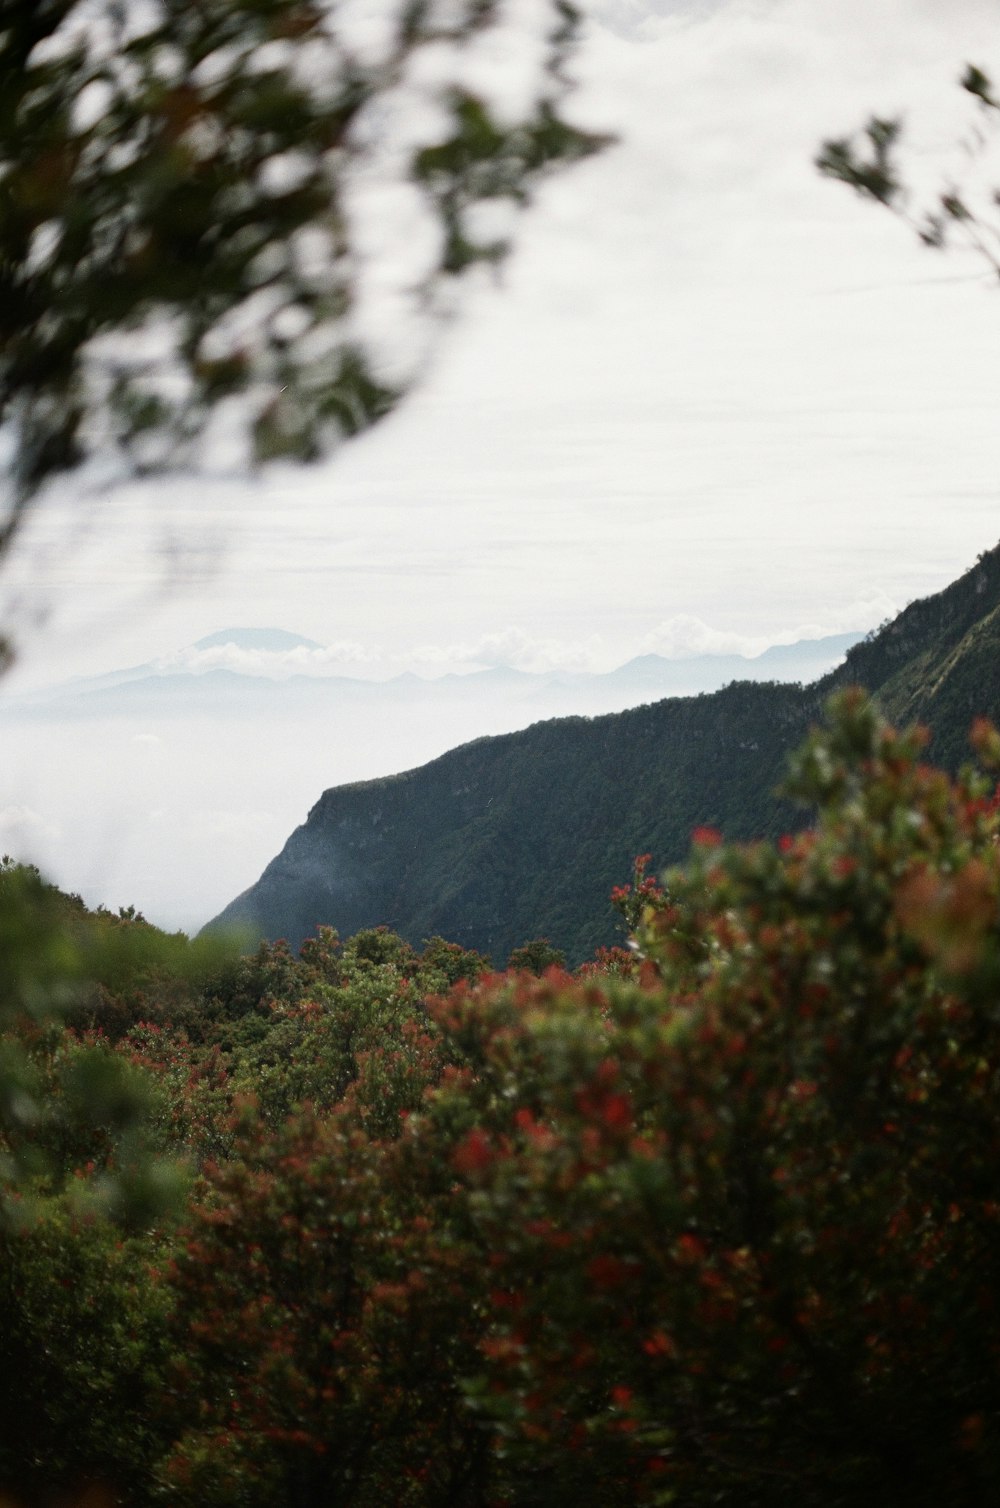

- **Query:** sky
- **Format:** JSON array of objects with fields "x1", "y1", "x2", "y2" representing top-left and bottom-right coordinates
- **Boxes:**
[{"x1": 1, "y1": 0, "x2": 1000, "y2": 927}]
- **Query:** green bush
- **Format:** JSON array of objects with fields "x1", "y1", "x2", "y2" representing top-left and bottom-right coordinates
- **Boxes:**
[{"x1": 7, "y1": 695, "x2": 1000, "y2": 1506}]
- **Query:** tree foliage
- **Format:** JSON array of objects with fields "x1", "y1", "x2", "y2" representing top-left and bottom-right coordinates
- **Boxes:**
[
  {"x1": 0, "y1": 1207, "x2": 170, "y2": 1506},
  {"x1": 122, "y1": 695, "x2": 1000, "y2": 1506},
  {"x1": 0, "y1": 856, "x2": 225, "y2": 1226},
  {"x1": 0, "y1": 0, "x2": 605, "y2": 540},
  {"x1": 5, "y1": 696, "x2": 998, "y2": 1505},
  {"x1": 817, "y1": 63, "x2": 1000, "y2": 278}
]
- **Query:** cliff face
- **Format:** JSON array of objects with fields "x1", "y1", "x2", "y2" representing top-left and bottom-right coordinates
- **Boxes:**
[{"x1": 208, "y1": 543, "x2": 1000, "y2": 963}]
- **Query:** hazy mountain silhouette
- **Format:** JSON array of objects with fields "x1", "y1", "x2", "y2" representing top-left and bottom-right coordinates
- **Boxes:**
[{"x1": 208, "y1": 547, "x2": 1000, "y2": 963}]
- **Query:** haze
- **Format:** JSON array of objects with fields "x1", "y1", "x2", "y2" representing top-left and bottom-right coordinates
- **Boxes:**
[{"x1": 2, "y1": 0, "x2": 999, "y2": 931}]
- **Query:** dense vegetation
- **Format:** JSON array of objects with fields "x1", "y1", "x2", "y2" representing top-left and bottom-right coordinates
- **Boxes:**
[
  {"x1": 0, "y1": 0, "x2": 602, "y2": 538},
  {"x1": 4, "y1": 20, "x2": 998, "y2": 1502},
  {"x1": 4, "y1": 690, "x2": 1000, "y2": 1505},
  {"x1": 211, "y1": 540, "x2": 1000, "y2": 962}
]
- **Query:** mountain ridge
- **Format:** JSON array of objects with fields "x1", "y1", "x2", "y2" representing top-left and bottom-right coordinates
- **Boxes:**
[
  {"x1": 207, "y1": 544, "x2": 1000, "y2": 963},
  {"x1": 6, "y1": 630, "x2": 860, "y2": 712}
]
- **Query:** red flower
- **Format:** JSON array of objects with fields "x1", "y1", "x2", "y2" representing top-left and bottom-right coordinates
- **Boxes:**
[
  {"x1": 675, "y1": 1233, "x2": 706, "y2": 1264},
  {"x1": 453, "y1": 1128, "x2": 494, "y2": 1174},
  {"x1": 600, "y1": 1092, "x2": 633, "y2": 1130},
  {"x1": 642, "y1": 1330, "x2": 675, "y2": 1358},
  {"x1": 692, "y1": 826, "x2": 722, "y2": 848}
]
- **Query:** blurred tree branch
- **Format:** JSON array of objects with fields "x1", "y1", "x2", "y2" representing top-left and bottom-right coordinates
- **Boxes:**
[
  {"x1": 817, "y1": 63, "x2": 1000, "y2": 280},
  {"x1": 0, "y1": 0, "x2": 609, "y2": 550}
]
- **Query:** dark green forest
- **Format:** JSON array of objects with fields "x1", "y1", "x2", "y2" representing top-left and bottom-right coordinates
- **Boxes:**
[
  {"x1": 4, "y1": 8, "x2": 1000, "y2": 1501},
  {"x1": 4, "y1": 691, "x2": 1000, "y2": 1505},
  {"x1": 211, "y1": 541, "x2": 1000, "y2": 963}
]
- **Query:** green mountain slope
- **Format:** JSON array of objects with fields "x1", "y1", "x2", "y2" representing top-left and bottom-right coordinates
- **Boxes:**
[
  {"x1": 824, "y1": 545, "x2": 1000, "y2": 770},
  {"x1": 208, "y1": 543, "x2": 1000, "y2": 963}
]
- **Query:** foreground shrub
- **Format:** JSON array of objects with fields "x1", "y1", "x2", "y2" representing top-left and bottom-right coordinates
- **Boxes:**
[
  {"x1": 0, "y1": 1204, "x2": 169, "y2": 1505},
  {"x1": 154, "y1": 693, "x2": 1000, "y2": 1504},
  {"x1": 420, "y1": 692, "x2": 1000, "y2": 1503},
  {"x1": 160, "y1": 1107, "x2": 492, "y2": 1507}
]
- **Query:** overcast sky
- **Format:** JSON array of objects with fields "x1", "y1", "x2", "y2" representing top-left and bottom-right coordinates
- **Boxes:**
[
  {"x1": 3, "y1": 0, "x2": 999, "y2": 689},
  {"x1": 2, "y1": 0, "x2": 1000, "y2": 928}
]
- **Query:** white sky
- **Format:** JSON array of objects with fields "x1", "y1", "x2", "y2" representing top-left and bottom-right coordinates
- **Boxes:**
[
  {"x1": 4, "y1": 0, "x2": 1000, "y2": 688},
  {"x1": 2, "y1": 0, "x2": 1000, "y2": 929}
]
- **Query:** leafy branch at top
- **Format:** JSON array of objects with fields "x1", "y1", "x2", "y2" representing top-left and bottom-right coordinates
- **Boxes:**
[
  {"x1": 0, "y1": 0, "x2": 608, "y2": 546},
  {"x1": 817, "y1": 63, "x2": 1000, "y2": 279}
]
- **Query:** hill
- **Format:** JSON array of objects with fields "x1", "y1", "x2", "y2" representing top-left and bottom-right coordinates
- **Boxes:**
[
  {"x1": 822, "y1": 549, "x2": 1000, "y2": 770},
  {"x1": 207, "y1": 544, "x2": 1000, "y2": 963}
]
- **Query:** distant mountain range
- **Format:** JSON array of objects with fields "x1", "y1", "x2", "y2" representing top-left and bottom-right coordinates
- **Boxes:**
[
  {"x1": 207, "y1": 544, "x2": 1000, "y2": 964},
  {"x1": 7, "y1": 629, "x2": 861, "y2": 723},
  {"x1": 0, "y1": 622, "x2": 864, "y2": 936}
]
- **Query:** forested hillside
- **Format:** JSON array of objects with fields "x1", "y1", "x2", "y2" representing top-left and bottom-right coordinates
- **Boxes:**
[
  {"x1": 7, "y1": 698, "x2": 1000, "y2": 1505},
  {"x1": 210, "y1": 543, "x2": 1000, "y2": 961},
  {"x1": 826, "y1": 543, "x2": 1000, "y2": 770},
  {"x1": 211, "y1": 681, "x2": 809, "y2": 962}
]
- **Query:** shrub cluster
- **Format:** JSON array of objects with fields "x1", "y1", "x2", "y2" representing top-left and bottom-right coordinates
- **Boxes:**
[{"x1": 2, "y1": 692, "x2": 1000, "y2": 1506}]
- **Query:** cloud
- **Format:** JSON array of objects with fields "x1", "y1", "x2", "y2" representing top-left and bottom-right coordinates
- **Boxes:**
[
  {"x1": 639, "y1": 616, "x2": 765, "y2": 661},
  {"x1": 640, "y1": 599, "x2": 897, "y2": 661},
  {"x1": 155, "y1": 605, "x2": 901, "y2": 683},
  {"x1": 405, "y1": 628, "x2": 611, "y2": 676},
  {"x1": 150, "y1": 628, "x2": 619, "y2": 679},
  {"x1": 155, "y1": 641, "x2": 383, "y2": 679},
  {"x1": 7, "y1": 0, "x2": 997, "y2": 709}
]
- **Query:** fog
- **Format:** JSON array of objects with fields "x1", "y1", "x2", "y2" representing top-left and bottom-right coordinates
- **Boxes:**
[
  {"x1": 3, "y1": 0, "x2": 1000, "y2": 933},
  {"x1": 0, "y1": 631, "x2": 857, "y2": 933},
  {"x1": 2, "y1": 686, "x2": 507, "y2": 933}
]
